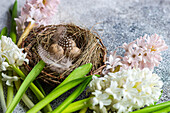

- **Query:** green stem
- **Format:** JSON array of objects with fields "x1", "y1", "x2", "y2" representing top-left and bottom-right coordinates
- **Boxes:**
[
  {"x1": 6, "y1": 86, "x2": 13, "y2": 108},
  {"x1": 0, "y1": 73, "x2": 7, "y2": 113},
  {"x1": 6, "y1": 71, "x2": 14, "y2": 108},
  {"x1": 0, "y1": 27, "x2": 8, "y2": 38},
  {"x1": 131, "y1": 101, "x2": 170, "y2": 113},
  {"x1": 12, "y1": 66, "x2": 25, "y2": 79},
  {"x1": 6, "y1": 60, "x2": 51, "y2": 113},
  {"x1": 27, "y1": 78, "x2": 87, "y2": 113},
  {"x1": 61, "y1": 98, "x2": 92, "y2": 113},
  {"x1": 14, "y1": 80, "x2": 35, "y2": 109},
  {"x1": 52, "y1": 77, "x2": 92, "y2": 113}
]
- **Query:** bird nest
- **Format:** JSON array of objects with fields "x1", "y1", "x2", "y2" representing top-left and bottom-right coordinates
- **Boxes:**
[{"x1": 21, "y1": 24, "x2": 107, "y2": 86}]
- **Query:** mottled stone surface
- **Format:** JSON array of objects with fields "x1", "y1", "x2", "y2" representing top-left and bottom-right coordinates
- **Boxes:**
[{"x1": 0, "y1": 0, "x2": 170, "y2": 112}]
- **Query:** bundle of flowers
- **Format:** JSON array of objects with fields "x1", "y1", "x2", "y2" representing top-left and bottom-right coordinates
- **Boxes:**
[
  {"x1": 88, "y1": 34, "x2": 168, "y2": 113},
  {"x1": 0, "y1": 0, "x2": 169, "y2": 113}
]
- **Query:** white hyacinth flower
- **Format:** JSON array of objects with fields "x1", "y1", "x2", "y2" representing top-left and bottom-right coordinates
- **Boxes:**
[
  {"x1": 0, "y1": 55, "x2": 9, "y2": 71},
  {"x1": 88, "y1": 68, "x2": 163, "y2": 113},
  {"x1": 0, "y1": 36, "x2": 29, "y2": 68},
  {"x1": 91, "y1": 90, "x2": 112, "y2": 109},
  {"x1": 0, "y1": 36, "x2": 29, "y2": 85},
  {"x1": 89, "y1": 75, "x2": 110, "y2": 91},
  {"x1": 1, "y1": 73, "x2": 19, "y2": 86}
]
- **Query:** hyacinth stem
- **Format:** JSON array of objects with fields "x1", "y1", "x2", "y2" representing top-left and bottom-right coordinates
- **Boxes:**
[
  {"x1": 52, "y1": 77, "x2": 92, "y2": 113},
  {"x1": 17, "y1": 22, "x2": 35, "y2": 47},
  {"x1": 13, "y1": 71, "x2": 36, "y2": 110},
  {"x1": 131, "y1": 101, "x2": 170, "y2": 113},
  {"x1": 6, "y1": 86, "x2": 13, "y2": 108},
  {"x1": 6, "y1": 60, "x2": 52, "y2": 113},
  {"x1": 11, "y1": 65, "x2": 25, "y2": 79},
  {"x1": 6, "y1": 71, "x2": 14, "y2": 108},
  {"x1": 10, "y1": 0, "x2": 17, "y2": 43},
  {"x1": 0, "y1": 27, "x2": 8, "y2": 39},
  {"x1": 0, "y1": 73, "x2": 7, "y2": 113},
  {"x1": 14, "y1": 79, "x2": 35, "y2": 109},
  {"x1": 61, "y1": 97, "x2": 91, "y2": 113},
  {"x1": 27, "y1": 78, "x2": 87, "y2": 113}
]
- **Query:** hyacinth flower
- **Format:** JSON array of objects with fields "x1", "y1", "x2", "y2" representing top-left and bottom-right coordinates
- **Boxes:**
[
  {"x1": 88, "y1": 68, "x2": 163, "y2": 113},
  {"x1": 0, "y1": 35, "x2": 28, "y2": 77},
  {"x1": 15, "y1": 0, "x2": 60, "y2": 46},
  {"x1": 104, "y1": 34, "x2": 168, "y2": 73}
]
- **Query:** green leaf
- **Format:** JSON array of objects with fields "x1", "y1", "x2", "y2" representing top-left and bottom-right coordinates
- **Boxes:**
[
  {"x1": 27, "y1": 77, "x2": 87, "y2": 113},
  {"x1": 52, "y1": 76, "x2": 92, "y2": 113},
  {"x1": 34, "y1": 80, "x2": 46, "y2": 96},
  {"x1": 9, "y1": 9, "x2": 12, "y2": 16},
  {"x1": 152, "y1": 106, "x2": 170, "y2": 113},
  {"x1": 0, "y1": 27, "x2": 8, "y2": 38},
  {"x1": 56, "y1": 63, "x2": 92, "y2": 89},
  {"x1": 10, "y1": 0, "x2": 17, "y2": 43},
  {"x1": 131, "y1": 101, "x2": 170, "y2": 113},
  {"x1": 61, "y1": 98, "x2": 91, "y2": 113},
  {"x1": 6, "y1": 60, "x2": 46, "y2": 113},
  {"x1": 10, "y1": 32, "x2": 17, "y2": 44},
  {"x1": 11, "y1": 0, "x2": 17, "y2": 19}
]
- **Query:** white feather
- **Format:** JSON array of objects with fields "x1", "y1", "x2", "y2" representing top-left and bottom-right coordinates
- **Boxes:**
[{"x1": 38, "y1": 45, "x2": 72, "y2": 73}]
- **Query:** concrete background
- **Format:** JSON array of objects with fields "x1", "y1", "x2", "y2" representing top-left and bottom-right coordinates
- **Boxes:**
[{"x1": 0, "y1": 0, "x2": 170, "y2": 112}]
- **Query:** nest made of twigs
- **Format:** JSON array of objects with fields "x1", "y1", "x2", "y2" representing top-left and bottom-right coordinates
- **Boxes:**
[{"x1": 21, "y1": 24, "x2": 107, "y2": 86}]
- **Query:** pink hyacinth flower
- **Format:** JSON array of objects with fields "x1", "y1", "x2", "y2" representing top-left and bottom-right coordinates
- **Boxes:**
[
  {"x1": 135, "y1": 34, "x2": 168, "y2": 70},
  {"x1": 103, "y1": 51, "x2": 122, "y2": 74},
  {"x1": 15, "y1": 0, "x2": 60, "y2": 35},
  {"x1": 146, "y1": 34, "x2": 168, "y2": 52},
  {"x1": 120, "y1": 41, "x2": 135, "y2": 56},
  {"x1": 135, "y1": 34, "x2": 147, "y2": 49}
]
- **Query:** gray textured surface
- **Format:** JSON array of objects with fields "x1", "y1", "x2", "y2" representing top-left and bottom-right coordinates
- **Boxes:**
[{"x1": 0, "y1": 0, "x2": 170, "y2": 112}]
